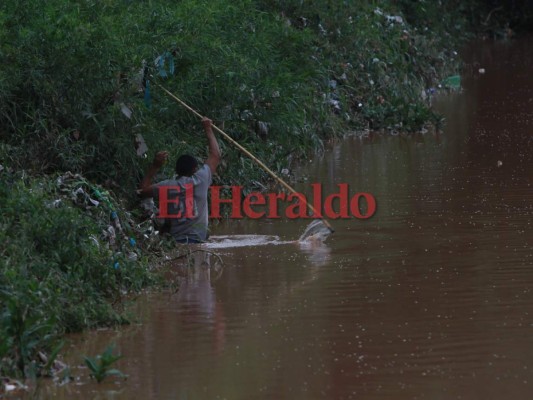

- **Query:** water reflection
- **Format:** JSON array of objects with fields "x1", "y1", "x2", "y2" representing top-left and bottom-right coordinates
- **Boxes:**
[
  {"x1": 298, "y1": 239, "x2": 332, "y2": 267},
  {"x1": 173, "y1": 251, "x2": 226, "y2": 355}
]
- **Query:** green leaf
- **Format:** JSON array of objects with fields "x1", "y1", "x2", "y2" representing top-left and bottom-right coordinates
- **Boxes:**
[
  {"x1": 83, "y1": 356, "x2": 98, "y2": 374},
  {"x1": 44, "y1": 340, "x2": 65, "y2": 373}
]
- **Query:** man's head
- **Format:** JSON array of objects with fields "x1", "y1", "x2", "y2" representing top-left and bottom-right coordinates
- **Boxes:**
[{"x1": 175, "y1": 154, "x2": 199, "y2": 177}]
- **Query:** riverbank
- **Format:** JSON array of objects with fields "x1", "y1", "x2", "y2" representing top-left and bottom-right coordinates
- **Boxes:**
[{"x1": 0, "y1": 0, "x2": 518, "y2": 385}]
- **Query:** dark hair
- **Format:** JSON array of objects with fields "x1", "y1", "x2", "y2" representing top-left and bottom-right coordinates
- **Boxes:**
[{"x1": 175, "y1": 154, "x2": 198, "y2": 176}]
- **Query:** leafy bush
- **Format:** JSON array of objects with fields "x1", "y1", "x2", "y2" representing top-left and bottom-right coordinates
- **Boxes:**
[
  {"x1": 84, "y1": 344, "x2": 127, "y2": 383},
  {"x1": 0, "y1": 175, "x2": 155, "y2": 378}
]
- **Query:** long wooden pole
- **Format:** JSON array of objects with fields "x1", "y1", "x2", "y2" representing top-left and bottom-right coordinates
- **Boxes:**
[{"x1": 153, "y1": 81, "x2": 334, "y2": 233}]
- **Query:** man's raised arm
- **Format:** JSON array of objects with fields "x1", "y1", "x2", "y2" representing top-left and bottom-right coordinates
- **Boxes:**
[{"x1": 203, "y1": 117, "x2": 221, "y2": 174}]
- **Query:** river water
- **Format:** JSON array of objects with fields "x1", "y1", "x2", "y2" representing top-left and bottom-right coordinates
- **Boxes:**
[{"x1": 37, "y1": 37, "x2": 532, "y2": 399}]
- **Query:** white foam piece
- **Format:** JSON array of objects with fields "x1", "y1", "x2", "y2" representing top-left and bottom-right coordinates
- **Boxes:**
[{"x1": 204, "y1": 235, "x2": 293, "y2": 249}]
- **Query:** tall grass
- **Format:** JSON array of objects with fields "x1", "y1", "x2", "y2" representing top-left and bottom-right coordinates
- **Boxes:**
[{"x1": 0, "y1": 0, "x2": 478, "y2": 194}]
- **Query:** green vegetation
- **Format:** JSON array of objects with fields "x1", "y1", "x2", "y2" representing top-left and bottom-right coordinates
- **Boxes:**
[
  {"x1": 0, "y1": 173, "x2": 156, "y2": 379},
  {"x1": 0, "y1": 0, "x2": 511, "y2": 383},
  {"x1": 0, "y1": 0, "x2": 480, "y2": 190},
  {"x1": 84, "y1": 344, "x2": 127, "y2": 383}
]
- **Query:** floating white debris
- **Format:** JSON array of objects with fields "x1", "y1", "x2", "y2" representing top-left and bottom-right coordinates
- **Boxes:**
[
  {"x1": 5, "y1": 384, "x2": 16, "y2": 392},
  {"x1": 120, "y1": 103, "x2": 132, "y2": 119}
]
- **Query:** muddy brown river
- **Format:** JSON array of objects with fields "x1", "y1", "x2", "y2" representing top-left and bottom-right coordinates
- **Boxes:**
[{"x1": 35, "y1": 37, "x2": 532, "y2": 399}]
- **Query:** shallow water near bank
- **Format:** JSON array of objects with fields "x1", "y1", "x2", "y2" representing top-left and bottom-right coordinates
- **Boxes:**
[{"x1": 33, "y1": 37, "x2": 532, "y2": 399}]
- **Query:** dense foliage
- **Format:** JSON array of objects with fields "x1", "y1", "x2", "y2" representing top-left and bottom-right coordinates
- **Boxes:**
[{"x1": 0, "y1": 0, "x2": 479, "y2": 192}]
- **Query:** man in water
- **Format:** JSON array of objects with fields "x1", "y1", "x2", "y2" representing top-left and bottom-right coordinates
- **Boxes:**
[{"x1": 138, "y1": 117, "x2": 221, "y2": 243}]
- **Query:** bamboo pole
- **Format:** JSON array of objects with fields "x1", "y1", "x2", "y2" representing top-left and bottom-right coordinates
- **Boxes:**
[{"x1": 153, "y1": 81, "x2": 334, "y2": 233}]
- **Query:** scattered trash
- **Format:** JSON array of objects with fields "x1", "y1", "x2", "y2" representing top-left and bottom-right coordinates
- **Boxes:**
[
  {"x1": 4, "y1": 384, "x2": 16, "y2": 392},
  {"x1": 386, "y1": 15, "x2": 403, "y2": 24},
  {"x1": 70, "y1": 186, "x2": 100, "y2": 209},
  {"x1": 497, "y1": 160, "x2": 503, "y2": 167},
  {"x1": 140, "y1": 197, "x2": 156, "y2": 215},
  {"x1": 328, "y1": 98, "x2": 341, "y2": 112},
  {"x1": 134, "y1": 134, "x2": 148, "y2": 157},
  {"x1": 2, "y1": 379, "x2": 27, "y2": 395},
  {"x1": 281, "y1": 168, "x2": 290, "y2": 176},
  {"x1": 442, "y1": 75, "x2": 461, "y2": 89},
  {"x1": 112, "y1": 211, "x2": 123, "y2": 233},
  {"x1": 105, "y1": 226, "x2": 116, "y2": 247},
  {"x1": 240, "y1": 109, "x2": 253, "y2": 121},
  {"x1": 154, "y1": 51, "x2": 175, "y2": 78},
  {"x1": 89, "y1": 235, "x2": 100, "y2": 248},
  {"x1": 45, "y1": 199, "x2": 62, "y2": 208},
  {"x1": 54, "y1": 172, "x2": 156, "y2": 265},
  {"x1": 374, "y1": 8, "x2": 404, "y2": 25},
  {"x1": 136, "y1": 62, "x2": 146, "y2": 93},
  {"x1": 479, "y1": 68, "x2": 486, "y2": 74},
  {"x1": 120, "y1": 103, "x2": 132, "y2": 119}
]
